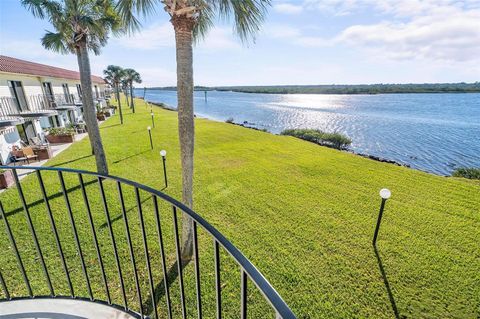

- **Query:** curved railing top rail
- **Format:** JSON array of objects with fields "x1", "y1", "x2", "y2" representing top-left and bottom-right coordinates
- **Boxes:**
[{"x1": 0, "y1": 165, "x2": 296, "y2": 319}]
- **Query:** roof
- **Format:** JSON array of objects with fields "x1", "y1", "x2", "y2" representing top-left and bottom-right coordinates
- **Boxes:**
[{"x1": 0, "y1": 55, "x2": 105, "y2": 84}]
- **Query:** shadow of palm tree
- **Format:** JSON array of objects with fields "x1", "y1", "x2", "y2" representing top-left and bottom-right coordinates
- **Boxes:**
[
  {"x1": 98, "y1": 195, "x2": 152, "y2": 229},
  {"x1": 143, "y1": 258, "x2": 190, "y2": 316},
  {"x1": 100, "y1": 123, "x2": 122, "y2": 130},
  {"x1": 50, "y1": 154, "x2": 93, "y2": 167},
  {"x1": 112, "y1": 150, "x2": 149, "y2": 164},
  {"x1": 374, "y1": 246, "x2": 400, "y2": 319},
  {"x1": 1, "y1": 178, "x2": 97, "y2": 219}
]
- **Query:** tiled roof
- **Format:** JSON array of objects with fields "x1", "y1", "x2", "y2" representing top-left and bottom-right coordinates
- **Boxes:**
[{"x1": 0, "y1": 55, "x2": 105, "y2": 84}]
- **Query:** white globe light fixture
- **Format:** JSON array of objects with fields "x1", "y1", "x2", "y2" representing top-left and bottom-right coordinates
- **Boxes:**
[
  {"x1": 160, "y1": 150, "x2": 167, "y2": 157},
  {"x1": 379, "y1": 188, "x2": 391, "y2": 199},
  {"x1": 147, "y1": 126, "x2": 151, "y2": 130}
]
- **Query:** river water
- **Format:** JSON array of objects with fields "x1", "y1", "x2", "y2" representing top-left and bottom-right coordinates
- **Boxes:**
[{"x1": 136, "y1": 89, "x2": 480, "y2": 175}]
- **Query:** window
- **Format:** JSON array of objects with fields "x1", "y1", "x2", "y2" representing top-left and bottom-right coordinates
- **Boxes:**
[
  {"x1": 16, "y1": 121, "x2": 37, "y2": 144},
  {"x1": 42, "y1": 82, "x2": 53, "y2": 97},
  {"x1": 76, "y1": 84, "x2": 82, "y2": 101},
  {"x1": 94, "y1": 85, "x2": 99, "y2": 98},
  {"x1": 62, "y1": 83, "x2": 71, "y2": 103},
  {"x1": 8, "y1": 80, "x2": 28, "y2": 112}
]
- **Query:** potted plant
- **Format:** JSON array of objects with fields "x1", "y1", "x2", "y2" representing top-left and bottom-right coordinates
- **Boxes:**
[
  {"x1": 0, "y1": 169, "x2": 14, "y2": 189},
  {"x1": 96, "y1": 111, "x2": 106, "y2": 121},
  {"x1": 45, "y1": 127, "x2": 75, "y2": 144}
]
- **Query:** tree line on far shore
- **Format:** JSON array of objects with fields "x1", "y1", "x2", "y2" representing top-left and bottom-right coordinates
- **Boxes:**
[{"x1": 148, "y1": 82, "x2": 480, "y2": 94}]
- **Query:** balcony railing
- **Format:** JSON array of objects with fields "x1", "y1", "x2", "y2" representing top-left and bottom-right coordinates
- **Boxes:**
[{"x1": 0, "y1": 166, "x2": 296, "y2": 319}]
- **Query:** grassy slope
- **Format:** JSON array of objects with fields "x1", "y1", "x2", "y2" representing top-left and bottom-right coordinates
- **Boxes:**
[{"x1": 0, "y1": 98, "x2": 478, "y2": 318}]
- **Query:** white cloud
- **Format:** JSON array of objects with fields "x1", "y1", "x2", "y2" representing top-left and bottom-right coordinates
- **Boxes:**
[
  {"x1": 115, "y1": 23, "x2": 174, "y2": 50},
  {"x1": 116, "y1": 23, "x2": 239, "y2": 52},
  {"x1": 134, "y1": 67, "x2": 177, "y2": 87},
  {"x1": 195, "y1": 27, "x2": 240, "y2": 51},
  {"x1": 336, "y1": 7, "x2": 480, "y2": 62},
  {"x1": 264, "y1": 24, "x2": 302, "y2": 38},
  {"x1": 273, "y1": 3, "x2": 303, "y2": 14}
]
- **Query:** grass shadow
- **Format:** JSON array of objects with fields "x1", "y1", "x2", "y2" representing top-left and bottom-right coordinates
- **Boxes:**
[
  {"x1": 374, "y1": 245, "x2": 400, "y2": 319},
  {"x1": 100, "y1": 123, "x2": 122, "y2": 130},
  {"x1": 50, "y1": 154, "x2": 93, "y2": 167},
  {"x1": 143, "y1": 259, "x2": 190, "y2": 316},
  {"x1": 112, "y1": 150, "x2": 149, "y2": 164},
  {"x1": 98, "y1": 195, "x2": 151, "y2": 229},
  {"x1": 1, "y1": 178, "x2": 97, "y2": 219}
]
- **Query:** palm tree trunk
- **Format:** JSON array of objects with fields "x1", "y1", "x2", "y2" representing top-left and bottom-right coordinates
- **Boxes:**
[
  {"x1": 173, "y1": 15, "x2": 195, "y2": 261},
  {"x1": 76, "y1": 42, "x2": 108, "y2": 175},
  {"x1": 116, "y1": 83, "x2": 123, "y2": 124},
  {"x1": 130, "y1": 83, "x2": 135, "y2": 113}
]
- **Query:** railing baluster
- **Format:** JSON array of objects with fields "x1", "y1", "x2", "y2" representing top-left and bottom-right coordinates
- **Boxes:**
[
  {"x1": 117, "y1": 181, "x2": 142, "y2": 317},
  {"x1": 193, "y1": 221, "x2": 202, "y2": 319},
  {"x1": 152, "y1": 196, "x2": 172, "y2": 319},
  {"x1": 135, "y1": 188, "x2": 158, "y2": 319},
  {"x1": 78, "y1": 173, "x2": 111, "y2": 304},
  {"x1": 241, "y1": 270, "x2": 247, "y2": 319},
  {"x1": 98, "y1": 178, "x2": 127, "y2": 309},
  {"x1": 36, "y1": 170, "x2": 73, "y2": 297},
  {"x1": 58, "y1": 171, "x2": 92, "y2": 300},
  {"x1": 0, "y1": 200, "x2": 31, "y2": 297},
  {"x1": 12, "y1": 169, "x2": 53, "y2": 296},
  {"x1": 0, "y1": 267, "x2": 9, "y2": 300},
  {"x1": 214, "y1": 240, "x2": 222, "y2": 319},
  {"x1": 172, "y1": 206, "x2": 187, "y2": 319}
]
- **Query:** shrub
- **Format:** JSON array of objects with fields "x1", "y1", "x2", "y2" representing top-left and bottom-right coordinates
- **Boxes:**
[
  {"x1": 226, "y1": 117, "x2": 234, "y2": 124},
  {"x1": 281, "y1": 129, "x2": 352, "y2": 150},
  {"x1": 452, "y1": 167, "x2": 480, "y2": 180},
  {"x1": 47, "y1": 127, "x2": 75, "y2": 136}
]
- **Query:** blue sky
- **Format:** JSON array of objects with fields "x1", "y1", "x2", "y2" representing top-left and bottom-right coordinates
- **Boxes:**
[{"x1": 1, "y1": 0, "x2": 479, "y2": 87}]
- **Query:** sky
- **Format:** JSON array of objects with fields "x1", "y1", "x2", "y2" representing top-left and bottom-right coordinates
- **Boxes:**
[{"x1": 0, "y1": 0, "x2": 479, "y2": 87}]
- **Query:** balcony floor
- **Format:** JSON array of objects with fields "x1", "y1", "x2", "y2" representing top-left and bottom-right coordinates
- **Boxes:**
[{"x1": 0, "y1": 298, "x2": 140, "y2": 319}]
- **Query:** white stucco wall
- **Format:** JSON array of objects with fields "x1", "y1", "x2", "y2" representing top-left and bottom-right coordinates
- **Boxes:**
[{"x1": 0, "y1": 129, "x2": 21, "y2": 165}]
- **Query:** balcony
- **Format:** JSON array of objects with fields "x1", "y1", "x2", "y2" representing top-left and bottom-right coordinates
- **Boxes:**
[
  {"x1": 0, "y1": 166, "x2": 296, "y2": 319},
  {"x1": 0, "y1": 96, "x2": 57, "y2": 119}
]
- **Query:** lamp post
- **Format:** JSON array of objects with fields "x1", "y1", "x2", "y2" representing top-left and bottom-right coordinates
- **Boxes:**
[
  {"x1": 373, "y1": 188, "x2": 391, "y2": 246},
  {"x1": 151, "y1": 112, "x2": 155, "y2": 128},
  {"x1": 147, "y1": 126, "x2": 153, "y2": 150},
  {"x1": 160, "y1": 150, "x2": 167, "y2": 188}
]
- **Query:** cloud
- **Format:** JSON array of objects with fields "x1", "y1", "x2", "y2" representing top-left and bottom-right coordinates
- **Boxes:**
[
  {"x1": 195, "y1": 27, "x2": 240, "y2": 51},
  {"x1": 268, "y1": 1, "x2": 480, "y2": 62},
  {"x1": 273, "y1": 3, "x2": 303, "y2": 14},
  {"x1": 115, "y1": 23, "x2": 174, "y2": 49},
  {"x1": 336, "y1": 7, "x2": 480, "y2": 62},
  {"x1": 134, "y1": 67, "x2": 177, "y2": 87}
]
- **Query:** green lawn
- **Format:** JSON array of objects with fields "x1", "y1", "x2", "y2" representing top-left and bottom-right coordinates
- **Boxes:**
[{"x1": 0, "y1": 98, "x2": 479, "y2": 318}]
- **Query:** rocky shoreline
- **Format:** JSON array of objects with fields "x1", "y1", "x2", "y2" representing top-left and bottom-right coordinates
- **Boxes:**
[{"x1": 148, "y1": 100, "x2": 411, "y2": 169}]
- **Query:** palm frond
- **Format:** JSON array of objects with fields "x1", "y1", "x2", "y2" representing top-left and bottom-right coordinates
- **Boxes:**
[
  {"x1": 116, "y1": 0, "x2": 157, "y2": 33},
  {"x1": 41, "y1": 31, "x2": 72, "y2": 54}
]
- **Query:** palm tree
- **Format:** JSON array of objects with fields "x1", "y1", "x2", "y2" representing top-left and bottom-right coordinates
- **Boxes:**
[
  {"x1": 103, "y1": 65, "x2": 125, "y2": 124},
  {"x1": 22, "y1": 0, "x2": 124, "y2": 175},
  {"x1": 123, "y1": 68, "x2": 142, "y2": 113},
  {"x1": 118, "y1": 0, "x2": 270, "y2": 261}
]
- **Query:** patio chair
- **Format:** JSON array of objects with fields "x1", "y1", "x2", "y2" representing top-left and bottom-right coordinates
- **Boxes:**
[
  {"x1": 30, "y1": 136, "x2": 49, "y2": 148},
  {"x1": 22, "y1": 146, "x2": 39, "y2": 164},
  {"x1": 11, "y1": 148, "x2": 28, "y2": 164}
]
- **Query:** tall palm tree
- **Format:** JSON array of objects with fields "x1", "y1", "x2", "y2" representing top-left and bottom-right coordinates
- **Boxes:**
[
  {"x1": 123, "y1": 68, "x2": 142, "y2": 113},
  {"x1": 118, "y1": 0, "x2": 270, "y2": 261},
  {"x1": 103, "y1": 65, "x2": 125, "y2": 124},
  {"x1": 22, "y1": 0, "x2": 124, "y2": 175}
]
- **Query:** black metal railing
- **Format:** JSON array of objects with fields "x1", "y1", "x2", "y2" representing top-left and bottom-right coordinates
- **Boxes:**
[
  {"x1": 0, "y1": 166, "x2": 296, "y2": 319},
  {"x1": 0, "y1": 96, "x2": 57, "y2": 117}
]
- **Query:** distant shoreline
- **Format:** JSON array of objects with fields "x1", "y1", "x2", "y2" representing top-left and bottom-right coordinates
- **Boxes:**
[{"x1": 143, "y1": 82, "x2": 480, "y2": 95}]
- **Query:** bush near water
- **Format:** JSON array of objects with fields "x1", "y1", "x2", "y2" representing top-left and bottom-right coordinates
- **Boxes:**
[
  {"x1": 452, "y1": 167, "x2": 480, "y2": 179},
  {"x1": 281, "y1": 128, "x2": 352, "y2": 150}
]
